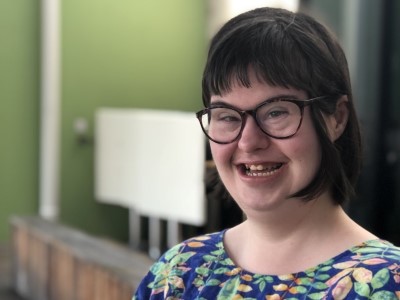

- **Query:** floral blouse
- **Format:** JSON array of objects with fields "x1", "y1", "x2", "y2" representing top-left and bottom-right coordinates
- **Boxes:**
[{"x1": 133, "y1": 231, "x2": 400, "y2": 299}]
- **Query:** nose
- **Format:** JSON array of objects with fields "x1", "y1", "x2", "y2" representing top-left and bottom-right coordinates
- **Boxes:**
[{"x1": 237, "y1": 115, "x2": 271, "y2": 152}]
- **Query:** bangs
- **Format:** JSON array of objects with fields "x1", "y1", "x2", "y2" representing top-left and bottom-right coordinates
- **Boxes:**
[{"x1": 202, "y1": 23, "x2": 315, "y2": 104}]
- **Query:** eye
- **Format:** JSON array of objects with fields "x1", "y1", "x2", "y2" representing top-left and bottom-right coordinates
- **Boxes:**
[
  {"x1": 267, "y1": 109, "x2": 289, "y2": 119},
  {"x1": 218, "y1": 114, "x2": 241, "y2": 122},
  {"x1": 258, "y1": 100, "x2": 296, "y2": 122},
  {"x1": 260, "y1": 107, "x2": 290, "y2": 122},
  {"x1": 211, "y1": 108, "x2": 241, "y2": 123}
]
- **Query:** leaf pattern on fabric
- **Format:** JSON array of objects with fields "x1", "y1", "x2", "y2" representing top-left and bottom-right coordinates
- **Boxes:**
[
  {"x1": 352, "y1": 267, "x2": 373, "y2": 283},
  {"x1": 331, "y1": 275, "x2": 353, "y2": 299},
  {"x1": 133, "y1": 232, "x2": 400, "y2": 299}
]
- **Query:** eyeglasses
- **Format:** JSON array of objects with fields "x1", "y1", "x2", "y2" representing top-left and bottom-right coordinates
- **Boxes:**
[{"x1": 196, "y1": 96, "x2": 327, "y2": 144}]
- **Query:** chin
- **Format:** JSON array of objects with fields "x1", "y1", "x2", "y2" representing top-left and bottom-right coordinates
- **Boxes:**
[{"x1": 235, "y1": 193, "x2": 287, "y2": 213}]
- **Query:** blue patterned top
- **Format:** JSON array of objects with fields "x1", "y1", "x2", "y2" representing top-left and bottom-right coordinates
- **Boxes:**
[{"x1": 133, "y1": 231, "x2": 400, "y2": 299}]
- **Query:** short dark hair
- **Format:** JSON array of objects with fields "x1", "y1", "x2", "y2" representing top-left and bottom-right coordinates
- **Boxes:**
[{"x1": 202, "y1": 7, "x2": 362, "y2": 204}]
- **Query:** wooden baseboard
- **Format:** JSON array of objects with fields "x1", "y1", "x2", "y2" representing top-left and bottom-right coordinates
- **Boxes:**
[{"x1": 10, "y1": 216, "x2": 153, "y2": 300}]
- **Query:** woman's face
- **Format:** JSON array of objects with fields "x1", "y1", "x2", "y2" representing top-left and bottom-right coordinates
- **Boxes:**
[{"x1": 209, "y1": 74, "x2": 322, "y2": 215}]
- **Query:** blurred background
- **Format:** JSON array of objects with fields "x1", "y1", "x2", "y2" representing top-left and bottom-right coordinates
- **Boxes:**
[{"x1": 0, "y1": 0, "x2": 399, "y2": 298}]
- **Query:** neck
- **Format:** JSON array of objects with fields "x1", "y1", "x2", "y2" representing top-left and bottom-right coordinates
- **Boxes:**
[
  {"x1": 244, "y1": 192, "x2": 338, "y2": 242},
  {"x1": 224, "y1": 193, "x2": 376, "y2": 274}
]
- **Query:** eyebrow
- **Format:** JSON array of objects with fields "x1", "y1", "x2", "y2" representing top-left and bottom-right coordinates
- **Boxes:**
[{"x1": 209, "y1": 94, "x2": 303, "y2": 109}]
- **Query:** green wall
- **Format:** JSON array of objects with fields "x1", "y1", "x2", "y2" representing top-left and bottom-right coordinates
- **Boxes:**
[
  {"x1": 0, "y1": 1, "x2": 206, "y2": 243},
  {"x1": 0, "y1": 1, "x2": 40, "y2": 241},
  {"x1": 60, "y1": 1, "x2": 207, "y2": 242}
]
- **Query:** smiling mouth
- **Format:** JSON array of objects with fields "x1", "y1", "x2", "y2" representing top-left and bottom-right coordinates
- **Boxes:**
[{"x1": 243, "y1": 163, "x2": 283, "y2": 177}]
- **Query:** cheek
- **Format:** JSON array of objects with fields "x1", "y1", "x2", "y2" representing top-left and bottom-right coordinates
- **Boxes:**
[
  {"x1": 296, "y1": 143, "x2": 321, "y2": 169},
  {"x1": 289, "y1": 126, "x2": 322, "y2": 171},
  {"x1": 295, "y1": 113, "x2": 322, "y2": 164},
  {"x1": 297, "y1": 137, "x2": 322, "y2": 171},
  {"x1": 210, "y1": 143, "x2": 236, "y2": 168},
  {"x1": 292, "y1": 136, "x2": 319, "y2": 156}
]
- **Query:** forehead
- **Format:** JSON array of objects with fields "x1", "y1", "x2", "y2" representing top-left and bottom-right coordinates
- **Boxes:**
[{"x1": 210, "y1": 76, "x2": 307, "y2": 108}]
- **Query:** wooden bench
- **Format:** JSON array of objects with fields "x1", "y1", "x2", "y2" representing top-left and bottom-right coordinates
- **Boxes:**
[{"x1": 10, "y1": 216, "x2": 154, "y2": 300}]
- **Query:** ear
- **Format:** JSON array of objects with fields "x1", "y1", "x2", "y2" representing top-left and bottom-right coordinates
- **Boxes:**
[{"x1": 325, "y1": 96, "x2": 349, "y2": 142}]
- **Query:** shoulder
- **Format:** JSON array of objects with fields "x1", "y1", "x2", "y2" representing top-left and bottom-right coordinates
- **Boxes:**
[
  {"x1": 133, "y1": 231, "x2": 226, "y2": 299},
  {"x1": 324, "y1": 239, "x2": 400, "y2": 299},
  {"x1": 150, "y1": 231, "x2": 224, "y2": 271},
  {"x1": 349, "y1": 239, "x2": 400, "y2": 266},
  {"x1": 160, "y1": 230, "x2": 224, "y2": 264}
]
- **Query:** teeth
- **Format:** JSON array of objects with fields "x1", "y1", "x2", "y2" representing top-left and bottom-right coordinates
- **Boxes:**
[
  {"x1": 244, "y1": 163, "x2": 282, "y2": 177},
  {"x1": 248, "y1": 164, "x2": 265, "y2": 171}
]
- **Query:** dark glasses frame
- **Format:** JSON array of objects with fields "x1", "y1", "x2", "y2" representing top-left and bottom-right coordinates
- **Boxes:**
[{"x1": 196, "y1": 96, "x2": 328, "y2": 144}]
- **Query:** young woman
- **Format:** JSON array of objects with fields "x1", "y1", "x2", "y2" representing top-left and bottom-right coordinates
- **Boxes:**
[{"x1": 134, "y1": 7, "x2": 400, "y2": 299}]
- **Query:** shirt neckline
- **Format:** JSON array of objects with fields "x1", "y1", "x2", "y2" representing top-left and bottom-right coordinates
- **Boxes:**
[{"x1": 215, "y1": 229, "x2": 390, "y2": 277}]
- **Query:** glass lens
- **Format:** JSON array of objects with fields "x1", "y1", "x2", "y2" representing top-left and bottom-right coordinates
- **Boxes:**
[
  {"x1": 256, "y1": 100, "x2": 302, "y2": 137},
  {"x1": 198, "y1": 100, "x2": 303, "y2": 143},
  {"x1": 201, "y1": 107, "x2": 242, "y2": 143}
]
